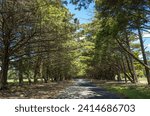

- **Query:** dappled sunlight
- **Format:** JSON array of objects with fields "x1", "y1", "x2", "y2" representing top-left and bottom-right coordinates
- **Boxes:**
[
  {"x1": 0, "y1": 81, "x2": 73, "y2": 99},
  {"x1": 56, "y1": 79, "x2": 121, "y2": 99},
  {"x1": 0, "y1": 0, "x2": 150, "y2": 99}
]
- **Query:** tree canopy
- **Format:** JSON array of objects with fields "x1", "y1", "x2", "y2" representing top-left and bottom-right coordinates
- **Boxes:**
[{"x1": 0, "y1": 0, "x2": 150, "y2": 91}]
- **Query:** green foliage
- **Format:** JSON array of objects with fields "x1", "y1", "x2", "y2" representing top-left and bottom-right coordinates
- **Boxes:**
[
  {"x1": 104, "y1": 84, "x2": 150, "y2": 99},
  {"x1": 0, "y1": 0, "x2": 78, "y2": 87},
  {"x1": 80, "y1": 0, "x2": 150, "y2": 84}
]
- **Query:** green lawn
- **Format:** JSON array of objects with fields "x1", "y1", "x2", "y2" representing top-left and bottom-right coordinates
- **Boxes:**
[
  {"x1": 106, "y1": 85, "x2": 150, "y2": 99},
  {"x1": 93, "y1": 80, "x2": 150, "y2": 99}
]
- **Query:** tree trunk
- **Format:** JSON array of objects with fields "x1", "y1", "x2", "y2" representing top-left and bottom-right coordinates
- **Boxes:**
[
  {"x1": 27, "y1": 73, "x2": 32, "y2": 84},
  {"x1": 138, "y1": 28, "x2": 150, "y2": 84},
  {"x1": 18, "y1": 59, "x2": 23, "y2": 86},
  {"x1": 117, "y1": 70, "x2": 121, "y2": 81},
  {"x1": 0, "y1": 50, "x2": 9, "y2": 89},
  {"x1": 125, "y1": 31, "x2": 138, "y2": 83},
  {"x1": 125, "y1": 55, "x2": 135, "y2": 83},
  {"x1": 116, "y1": 38, "x2": 150, "y2": 69},
  {"x1": 120, "y1": 53, "x2": 128, "y2": 83},
  {"x1": 33, "y1": 57, "x2": 41, "y2": 83},
  {"x1": 44, "y1": 66, "x2": 49, "y2": 83}
]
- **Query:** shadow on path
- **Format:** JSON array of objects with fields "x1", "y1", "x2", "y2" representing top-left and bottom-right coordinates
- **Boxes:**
[{"x1": 56, "y1": 79, "x2": 122, "y2": 99}]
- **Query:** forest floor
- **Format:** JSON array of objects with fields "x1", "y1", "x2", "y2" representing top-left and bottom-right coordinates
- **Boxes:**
[
  {"x1": 1, "y1": 78, "x2": 149, "y2": 99},
  {"x1": 0, "y1": 80, "x2": 73, "y2": 99}
]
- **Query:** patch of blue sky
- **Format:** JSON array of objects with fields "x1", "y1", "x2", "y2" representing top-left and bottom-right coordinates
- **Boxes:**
[
  {"x1": 66, "y1": 1, "x2": 95, "y2": 24},
  {"x1": 143, "y1": 31, "x2": 150, "y2": 51}
]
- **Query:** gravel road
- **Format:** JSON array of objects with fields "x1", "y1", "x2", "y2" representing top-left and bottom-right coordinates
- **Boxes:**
[{"x1": 56, "y1": 79, "x2": 122, "y2": 99}]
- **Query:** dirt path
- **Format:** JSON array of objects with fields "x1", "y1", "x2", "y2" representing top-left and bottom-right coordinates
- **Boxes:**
[
  {"x1": 56, "y1": 79, "x2": 122, "y2": 99},
  {"x1": 0, "y1": 79, "x2": 122, "y2": 99}
]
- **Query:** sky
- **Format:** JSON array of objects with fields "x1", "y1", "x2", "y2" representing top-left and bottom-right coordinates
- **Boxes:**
[
  {"x1": 66, "y1": 2, "x2": 95, "y2": 24},
  {"x1": 143, "y1": 32, "x2": 150, "y2": 51}
]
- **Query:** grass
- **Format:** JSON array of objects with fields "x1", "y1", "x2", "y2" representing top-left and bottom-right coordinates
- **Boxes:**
[
  {"x1": 8, "y1": 79, "x2": 31, "y2": 83},
  {"x1": 106, "y1": 85, "x2": 150, "y2": 99},
  {"x1": 93, "y1": 80, "x2": 150, "y2": 99},
  {"x1": 138, "y1": 77, "x2": 148, "y2": 84},
  {"x1": 7, "y1": 79, "x2": 43, "y2": 83}
]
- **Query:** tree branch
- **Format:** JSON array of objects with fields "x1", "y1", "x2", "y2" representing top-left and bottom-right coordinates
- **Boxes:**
[{"x1": 116, "y1": 38, "x2": 150, "y2": 69}]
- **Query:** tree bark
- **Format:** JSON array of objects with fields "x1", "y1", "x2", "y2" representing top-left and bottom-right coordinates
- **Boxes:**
[
  {"x1": 0, "y1": 48, "x2": 9, "y2": 89},
  {"x1": 125, "y1": 55, "x2": 136, "y2": 83},
  {"x1": 116, "y1": 38, "x2": 150, "y2": 69},
  {"x1": 125, "y1": 31, "x2": 138, "y2": 83},
  {"x1": 120, "y1": 53, "x2": 128, "y2": 83},
  {"x1": 18, "y1": 59, "x2": 23, "y2": 86},
  {"x1": 33, "y1": 57, "x2": 41, "y2": 83},
  {"x1": 138, "y1": 28, "x2": 150, "y2": 84}
]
